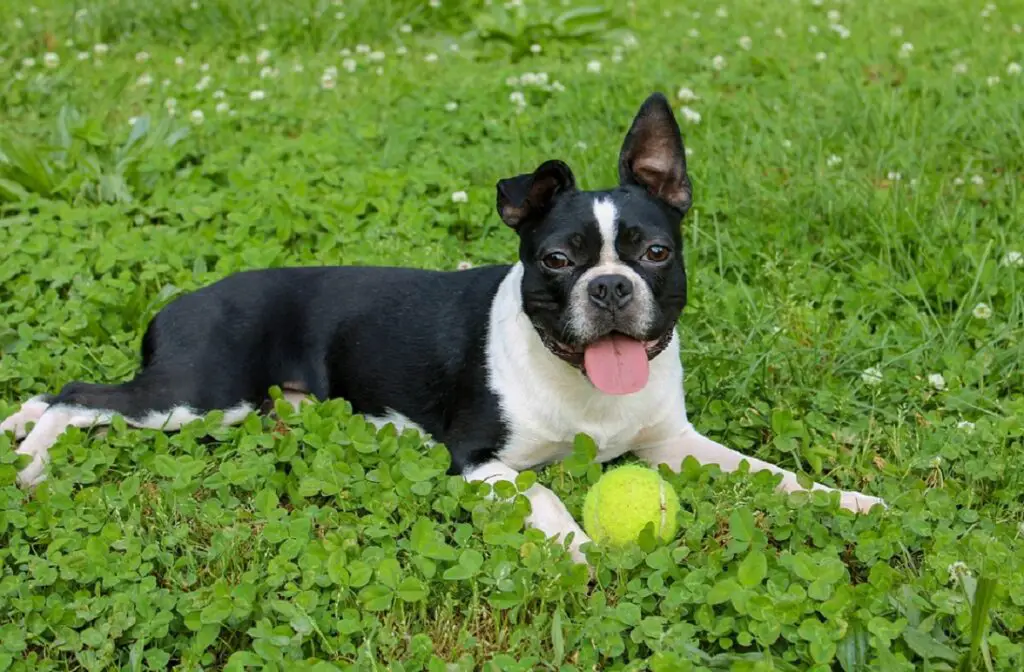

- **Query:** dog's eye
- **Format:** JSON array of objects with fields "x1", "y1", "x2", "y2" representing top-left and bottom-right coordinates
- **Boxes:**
[
  {"x1": 541, "y1": 252, "x2": 573, "y2": 270},
  {"x1": 642, "y1": 245, "x2": 671, "y2": 263}
]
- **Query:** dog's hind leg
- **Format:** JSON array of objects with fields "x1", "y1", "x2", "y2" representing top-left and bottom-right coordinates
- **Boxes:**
[
  {"x1": 0, "y1": 395, "x2": 55, "y2": 440},
  {"x1": 8, "y1": 372, "x2": 255, "y2": 488}
]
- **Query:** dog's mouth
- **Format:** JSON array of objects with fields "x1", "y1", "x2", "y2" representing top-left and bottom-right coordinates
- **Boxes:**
[{"x1": 538, "y1": 330, "x2": 674, "y2": 395}]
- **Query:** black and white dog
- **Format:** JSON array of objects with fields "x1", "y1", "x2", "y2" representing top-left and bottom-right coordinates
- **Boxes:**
[{"x1": 1, "y1": 93, "x2": 883, "y2": 564}]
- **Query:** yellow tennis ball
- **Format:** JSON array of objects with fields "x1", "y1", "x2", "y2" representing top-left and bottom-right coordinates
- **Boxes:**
[{"x1": 583, "y1": 465, "x2": 680, "y2": 547}]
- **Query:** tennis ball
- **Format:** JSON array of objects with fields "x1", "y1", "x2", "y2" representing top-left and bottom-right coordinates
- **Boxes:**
[{"x1": 583, "y1": 465, "x2": 680, "y2": 547}]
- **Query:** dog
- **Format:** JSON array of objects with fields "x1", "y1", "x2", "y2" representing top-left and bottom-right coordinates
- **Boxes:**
[{"x1": 0, "y1": 93, "x2": 884, "y2": 565}]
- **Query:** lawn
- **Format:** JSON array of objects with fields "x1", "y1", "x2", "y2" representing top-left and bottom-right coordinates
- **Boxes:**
[{"x1": 1, "y1": 0, "x2": 1023, "y2": 669}]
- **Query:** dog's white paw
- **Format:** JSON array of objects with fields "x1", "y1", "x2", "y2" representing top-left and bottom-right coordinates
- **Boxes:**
[
  {"x1": 0, "y1": 396, "x2": 51, "y2": 440},
  {"x1": 839, "y1": 489, "x2": 886, "y2": 514}
]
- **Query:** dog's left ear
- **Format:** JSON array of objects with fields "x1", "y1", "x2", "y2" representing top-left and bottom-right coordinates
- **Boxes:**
[
  {"x1": 496, "y1": 159, "x2": 576, "y2": 231},
  {"x1": 618, "y1": 92, "x2": 692, "y2": 214}
]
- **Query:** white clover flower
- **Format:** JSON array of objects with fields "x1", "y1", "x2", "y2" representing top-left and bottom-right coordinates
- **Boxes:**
[
  {"x1": 611, "y1": 48, "x2": 624, "y2": 63},
  {"x1": 986, "y1": 74, "x2": 1000, "y2": 86},
  {"x1": 356, "y1": 44, "x2": 370, "y2": 54},
  {"x1": 827, "y1": 153, "x2": 842, "y2": 167},
  {"x1": 587, "y1": 60, "x2": 602, "y2": 73},
  {"x1": 175, "y1": 56, "x2": 186, "y2": 67},
  {"x1": 128, "y1": 116, "x2": 139, "y2": 126},
  {"x1": 953, "y1": 176, "x2": 965, "y2": 186},
  {"x1": 927, "y1": 373, "x2": 946, "y2": 390},
  {"x1": 688, "y1": 28, "x2": 700, "y2": 38},
  {"x1": 400, "y1": 24, "x2": 412, "y2": 33},
  {"x1": 94, "y1": 43, "x2": 109, "y2": 55},
  {"x1": 972, "y1": 302, "x2": 992, "y2": 319},
  {"x1": 830, "y1": 24, "x2": 851, "y2": 39},
  {"x1": 861, "y1": 366, "x2": 883, "y2": 386},
  {"x1": 424, "y1": 52, "x2": 438, "y2": 63},
  {"x1": 165, "y1": 97, "x2": 177, "y2": 111},
  {"x1": 530, "y1": 44, "x2": 542, "y2": 54},
  {"x1": 676, "y1": 87, "x2": 698, "y2": 102},
  {"x1": 236, "y1": 53, "x2": 251, "y2": 64},
  {"x1": 456, "y1": 261, "x2": 473, "y2": 270},
  {"x1": 957, "y1": 420, "x2": 976, "y2": 432},
  {"x1": 259, "y1": 66, "x2": 278, "y2": 79},
  {"x1": 551, "y1": 80, "x2": 565, "y2": 92},
  {"x1": 21, "y1": 57, "x2": 36, "y2": 68},
  {"x1": 509, "y1": 91, "x2": 526, "y2": 108},
  {"x1": 324, "y1": 65, "x2": 338, "y2": 77},
  {"x1": 76, "y1": 51, "x2": 90, "y2": 61},
  {"x1": 136, "y1": 72, "x2": 153, "y2": 87},
  {"x1": 815, "y1": 52, "x2": 827, "y2": 62},
  {"x1": 576, "y1": 141, "x2": 588, "y2": 150},
  {"x1": 215, "y1": 101, "x2": 230, "y2": 114},
  {"x1": 429, "y1": 0, "x2": 441, "y2": 6},
  {"x1": 774, "y1": 27, "x2": 786, "y2": 38},
  {"x1": 256, "y1": 48, "x2": 272, "y2": 64},
  {"x1": 887, "y1": 171, "x2": 902, "y2": 181},
  {"x1": 451, "y1": 190, "x2": 468, "y2": 203},
  {"x1": 1008, "y1": 62, "x2": 1022, "y2": 76},
  {"x1": 715, "y1": 5, "x2": 728, "y2": 18},
  {"x1": 449, "y1": 43, "x2": 460, "y2": 52},
  {"x1": 948, "y1": 561, "x2": 971, "y2": 583},
  {"x1": 808, "y1": 25, "x2": 819, "y2": 34},
  {"x1": 679, "y1": 106, "x2": 701, "y2": 124},
  {"x1": 444, "y1": 101, "x2": 458, "y2": 112},
  {"x1": 43, "y1": 52, "x2": 60, "y2": 68},
  {"x1": 135, "y1": 51, "x2": 150, "y2": 63},
  {"x1": 827, "y1": 9, "x2": 841, "y2": 22},
  {"x1": 622, "y1": 34, "x2": 638, "y2": 49},
  {"x1": 368, "y1": 50, "x2": 385, "y2": 62},
  {"x1": 899, "y1": 42, "x2": 914, "y2": 58},
  {"x1": 249, "y1": 89, "x2": 265, "y2": 101},
  {"x1": 342, "y1": 58, "x2": 356, "y2": 72},
  {"x1": 738, "y1": 35, "x2": 752, "y2": 50},
  {"x1": 711, "y1": 55, "x2": 726, "y2": 71},
  {"x1": 190, "y1": 109, "x2": 205, "y2": 125},
  {"x1": 321, "y1": 72, "x2": 336, "y2": 89},
  {"x1": 980, "y1": 2, "x2": 995, "y2": 17},
  {"x1": 999, "y1": 251, "x2": 1023, "y2": 267},
  {"x1": 195, "y1": 75, "x2": 212, "y2": 91},
  {"x1": 200, "y1": 62, "x2": 210, "y2": 72},
  {"x1": 396, "y1": 46, "x2": 408, "y2": 56},
  {"x1": 335, "y1": 11, "x2": 345, "y2": 19},
  {"x1": 971, "y1": 175, "x2": 984, "y2": 186},
  {"x1": 953, "y1": 63, "x2": 968, "y2": 75},
  {"x1": 213, "y1": 89, "x2": 226, "y2": 99}
]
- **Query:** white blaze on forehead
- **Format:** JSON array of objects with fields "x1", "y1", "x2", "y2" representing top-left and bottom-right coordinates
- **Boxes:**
[{"x1": 592, "y1": 197, "x2": 619, "y2": 264}]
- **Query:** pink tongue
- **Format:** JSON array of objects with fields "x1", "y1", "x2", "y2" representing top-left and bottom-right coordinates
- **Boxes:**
[{"x1": 583, "y1": 334, "x2": 650, "y2": 395}]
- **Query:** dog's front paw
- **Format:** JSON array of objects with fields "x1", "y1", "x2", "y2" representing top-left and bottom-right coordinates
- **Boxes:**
[{"x1": 839, "y1": 490, "x2": 886, "y2": 514}]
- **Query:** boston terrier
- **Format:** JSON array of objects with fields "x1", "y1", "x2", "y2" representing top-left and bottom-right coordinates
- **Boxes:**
[{"x1": 0, "y1": 93, "x2": 884, "y2": 565}]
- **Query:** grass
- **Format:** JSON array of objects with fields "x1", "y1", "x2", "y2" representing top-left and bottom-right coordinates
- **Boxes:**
[{"x1": 0, "y1": 0, "x2": 1022, "y2": 669}]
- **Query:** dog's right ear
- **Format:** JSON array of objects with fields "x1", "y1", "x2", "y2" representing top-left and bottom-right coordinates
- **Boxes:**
[{"x1": 496, "y1": 159, "x2": 576, "y2": 231}]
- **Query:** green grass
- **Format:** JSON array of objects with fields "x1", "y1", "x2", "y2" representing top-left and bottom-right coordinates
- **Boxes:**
[{"x1": 1, "y1": 0, "x2": 1023, "y2": 669}]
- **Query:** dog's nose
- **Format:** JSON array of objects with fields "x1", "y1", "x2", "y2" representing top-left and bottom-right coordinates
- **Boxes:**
[{"x1": 588, "y1": 274, "x2": 633, "y2": 310}]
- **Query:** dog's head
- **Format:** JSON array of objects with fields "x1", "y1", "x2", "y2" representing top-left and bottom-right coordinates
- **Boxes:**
[{"x1": 496, "y1": 92, "x2": 692, "y2": 396}]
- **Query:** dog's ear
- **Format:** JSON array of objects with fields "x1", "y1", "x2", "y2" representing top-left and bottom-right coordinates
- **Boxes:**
[
  {"x1": 618, "y1": 92, "x2": 692, "y2": 214},
  {"x1": 496, "y1": 159, "x2": 576, "y2": 231}
]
